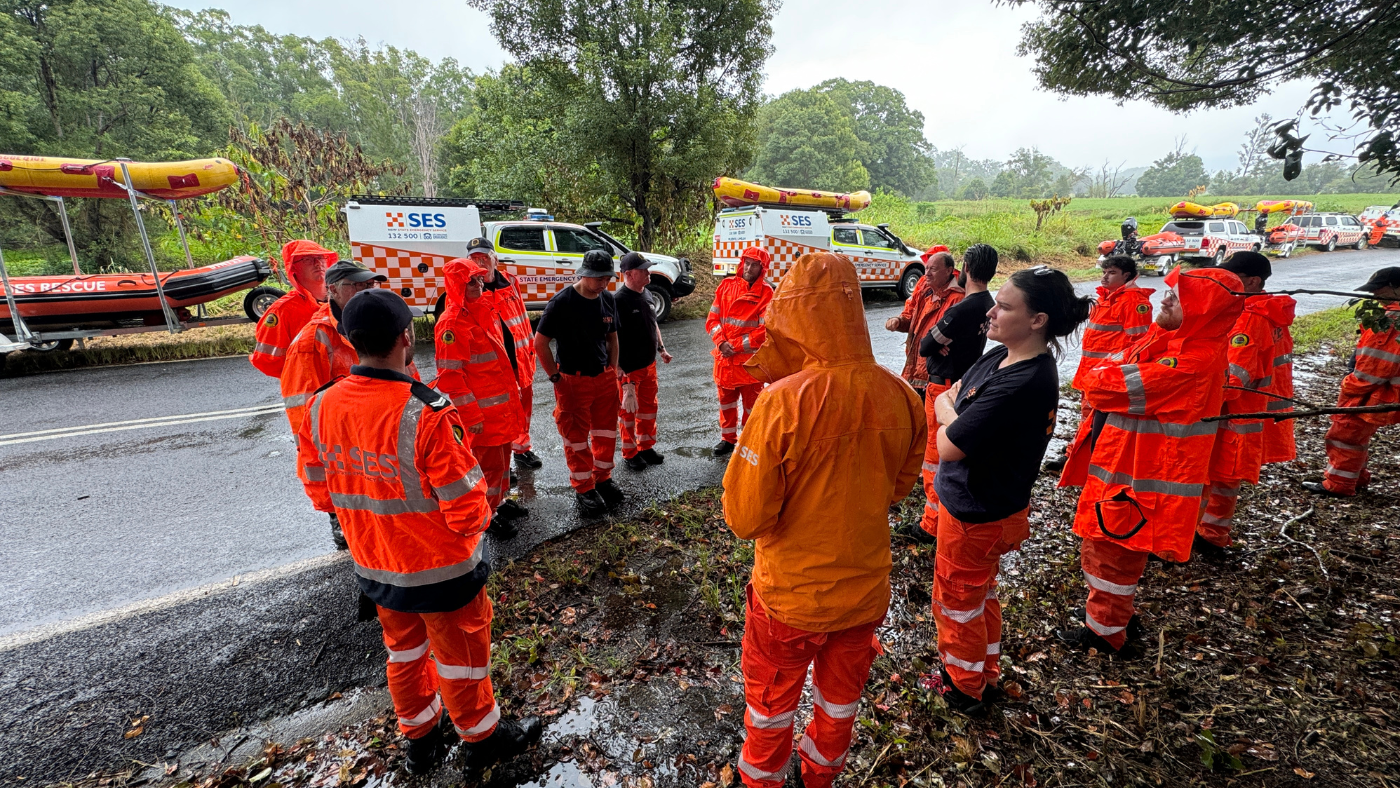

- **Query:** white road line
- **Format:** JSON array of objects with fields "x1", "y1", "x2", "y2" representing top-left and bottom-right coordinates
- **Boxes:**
[
  {"x1": 0, "y1": 552, "x2": 350, "y2": 652},
  {"x1": 0, "y1": 404, "x2": 286, "y2": 446}
]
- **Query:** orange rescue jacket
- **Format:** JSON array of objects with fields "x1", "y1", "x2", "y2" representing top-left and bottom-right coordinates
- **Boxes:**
[
  {"x1": 1072, "y1": 285, "x2": 1154, "y2": 390},
  {"x1": 892, "y1": 278, "x2": 964, "y2": 390},
  {"x1": 250, "y1": 240, "x2": 337, "y2": 378},
  {"x1": 707, "y1": 256, "x2": 774, "y2": 389},
  {"x1": 1209, "y1": 297, "x2": 1280, "y2": 483},
  {"x1": 434, "y1": 259, "x2": 525, "y2": 447},
  {"x1": 297, "y1": 368, "x2": 492, "y2": 612},
  {"x1": 281, "y1": 305, "x2": 357, "y2": 436},
  {"x1": 1261, "y1": 295, "x2": 1298, "y2": 464},
  {"x1": 1067, "y1": 267, "x2": 1245, "y2": 562},
  {"x1": 481, "y1": 269, "x2": 537, "y2": 389},
  {"x1": 722, "y1": 252, "x2": 926, "y2": 632},
  {"x1": 1339, "y1": 303, "x2": 1400, "y2": 425}
]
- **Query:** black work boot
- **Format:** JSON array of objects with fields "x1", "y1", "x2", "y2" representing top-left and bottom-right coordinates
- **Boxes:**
[
  {"x1": 329, "y1": 512, "x2": 348, "y2": 551},
  {"x1": 624, "y1": 455, "x2": 648, "y2": 472},
  {"x1": 404, "y1": 717, "x2": 447, "y2": 775},
  {"x1": 461, "y1": 716, "x2": 542, "y2": 776},
  {"x1": 1301, "y1": 480, "x2": 1344, "y2": 497},
  {"x1": 576, "y1": 490, "x2": 607, "y2": 517},
  {"x1": 496, "y1": 498, "x2": 529, "y2": 521},
  {"x1": 713, "y1": 440, "x2": 735, "y2": 456},
  {"x1": 595, "y1": 479, "x2": 626, "y2": 510},
  {"x1": 1042, "y1": 452, "x2": 1068, "y2": 472},
  {"x1": 487, "y1": 513, "x2": 518, "y2": 540},
  {"x1": 509, "y1": 469, "x2": 518, "y2": 487},
  {"x1": 927, "y1": 666, "x2": 987, "y2": 716},
  {"x1": 513, "y1": 450, "x2": 543, "y2": 470},
  {"x1": 1191, "y1": 534, "x2": 1231, "y2": 563},
  {"x1": 637, "y1": 448, "x2": 665, "y2": 465}
]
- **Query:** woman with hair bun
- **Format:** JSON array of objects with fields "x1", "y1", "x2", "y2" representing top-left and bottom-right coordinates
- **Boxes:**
[{"x1": 925, "y1": 265, "x2": 1093, "y2": 714}]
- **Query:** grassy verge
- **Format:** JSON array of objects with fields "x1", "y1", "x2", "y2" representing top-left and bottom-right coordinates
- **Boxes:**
[{"x1": 1293, "y1": 305, "x2": 1360, "y2": 355}]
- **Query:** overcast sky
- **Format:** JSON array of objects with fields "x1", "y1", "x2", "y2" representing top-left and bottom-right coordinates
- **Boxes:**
[{"x1": 164, "y1": 0, "x2": 1331, "y2": 173}]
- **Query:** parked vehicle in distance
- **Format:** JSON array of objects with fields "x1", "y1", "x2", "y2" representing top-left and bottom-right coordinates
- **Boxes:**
[{"x1": 1293, "y1": 212, "x2": 1369, "y2": 251}]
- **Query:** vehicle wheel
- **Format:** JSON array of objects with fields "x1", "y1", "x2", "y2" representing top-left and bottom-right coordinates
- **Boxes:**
[
  {"x1": 243, "y1": 286, "x2": 286, "y2": 321},
  {"x1": 1356, "y1": 236, "x2": 1368, "y2": 250},
  {"x1": 1252, "y1": 244, "x2": 1261, "y2": 253},
  {"x1": 28, "y1": 337, "x2": 75, "y2": 353},
  {"x1": 1158, "y1": 255, "x2": 1175, "y2": 275},
  {"x1": 1213, "y1": 247, "x2": 1226, "y2": 266},
  {"x1": 1325, "y1": 236, "x2": 1337, "y2": 252},
  {"x1": 646, "y1": 282, "x2": 673, "y2": 323},
  {"x1": 897, "y1": 265, "x2": 924, "y2": 301},
  {"x1": 1280, "y1": 242, "x2": 1293, "y2": 259},
  {"x1": 432, "y1": 293, "x2": 447, "y2": 321}
]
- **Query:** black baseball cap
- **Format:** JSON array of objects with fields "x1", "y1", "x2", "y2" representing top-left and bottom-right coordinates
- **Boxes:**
[
  {"x1": 341, "y1": 289, "x2": 413, "y2": 344},
  {"x1": 466, "y1": 237, "x2": 495, "y2": 254},
  {"x1": 1358, "y1": 266, "x2": 1400, "y2": 293},
  {"x1": 619, "y1": 251, "x2": 653, "y2": 272},
  {"x1": 1220, "y1": 251, "x2": 1271, "y2": 281},
  {"x1": 325, "y1": 260, "x2": 388, "y2": 285}
]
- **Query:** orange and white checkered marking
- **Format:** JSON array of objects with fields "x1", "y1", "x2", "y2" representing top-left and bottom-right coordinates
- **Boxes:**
[
  {"x1": 712, "y1": 238, "x2": 908, "y2": 284},
  {"x1": 385, "y1": 212, "x2": 405, "y2": 228},
  {"x1": 353, "y1": 242, "x2": 601, "y2": 310}
]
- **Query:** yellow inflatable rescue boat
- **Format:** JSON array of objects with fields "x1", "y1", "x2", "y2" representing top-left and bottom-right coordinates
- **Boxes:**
[
  {"x1": 712, "y1": 176, "x2": 871, "y2": 211},
  {"x1": 0, "y1": 155, "x2": 239, "y2": 200},
  {"x1": 1255, "y1": 199, "x2": 1314, "y2": 215},
  {"x1": 1170, "y1": 201, "x2": 1241, "y2": 219}
]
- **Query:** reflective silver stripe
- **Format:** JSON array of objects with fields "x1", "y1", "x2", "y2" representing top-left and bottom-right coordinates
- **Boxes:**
[
  {"x1": 332, "y1": 491, "x2": 439, "y2": 515},
  {"x1": 284, "y1": 393, "x2": 309, "y2": 408},
  {"x1": 1087, "y1": 322, "x2": 1123, "y2": 332},
  {"x1": 746, "y1": 706, "x2": 796, "y2": 729},
  {"x1": 470, "y1": 352, "x2": 498, "y2": 364},
  {"x1": 1200, "y1": 512, "x2": 1232, "y2": 527},
  {"x1": 308, "y1": 390, "x2": 327, "y2": 454},
  {"x1": 721, "y1": 427, "x2": 738, "y2": 436},
  {"x1": 722, "y1": 317, "x2": 762, "y2": 328},
  {"x1": 315, "y1": 327, "x2": 335, "y2": 368},
  {"x1": 930, "y1": 325, "x2": 951, "y2": 345},
  {"x1": 437, "y1": 359, "x2": 465, "y2": 370},
  {"x1": 1325, "y1": 464, "x2": 1360, "y2": 479},
  {"x1": 434, "y1": 657, "x2": 490, "y2": 681},
  {"x1": 708, "y1": 324, "x2": 722, "y2": 336},
  {"x1": 1081, "y1": 350, "x2": 1116, "y2": 359},
  {"x1": 1225, "y1": 421, "x2": 1264, "y2": 434},
  {"x1": 1326, "y1": 438, "x2": 1365, "y2": 451},
  {"x1": 1105, "y1": 412, "x2": 1219, "y2": 438},
  {"x1": 1352, "y1": 370, "x2": 1400, "y2": 385},
  {"x1": 387, "y1": 640, "x2": 430, "y2": 663},
  {"x1": 1358, "y1": 346, "x2": 1400, "y2": 364},
  {"x1": 708, "y1": 304, "x2": 720, "y2": 314},
  {"x1": 456, "y1": 703, "x2": 500, "y2": 737},
  {"x1": 397, "y1": 397, "x2": 431, "y2": 510},
  {"x1": 1085, "y1": 611, "x2": 1125, "y2": 637},
  {"x1": 434, "y1": 465, "x2": 485, "y2": 500},
  {"x1": 452, "y1": 393, "x2": 477, "y2": 406},
  {"x1": 940, "y1": 651, "x2": 985, "y2": 673},
  {"x1": 811, "y1": 684, "x2": 859, "y2": 719},
  {"x1": 594, "y1": 459, "x2": 614, "y2": 469},
  {"x1": 936, "y1": 599, "x2": 985, "y2": 624},
  {"x1": 304, "y1": 465, "x2": 326, "y2": 482},
  {"x1": 924, "y1": 500, "x2": 939, "y2": 514},
  {"x1": 636, "y1": 412, "x2": 657, "y2": 419},
  {"x1": 1124, "y1": 324, "x2": 1150, "y2": 335},
  {"x1": 1210, "y1": 482, "x2": 1240, "y2": 496},
  {"x1": 741, "y1": 335, "x2": 754, "y2": 352},
  {"x1": 799, "y1": 734, "x2": 848, "y2": 768},
  {"x1": 401, "y1": 694, "x2": 441, "y2": 727},
  {"x1": 1266, "y1": 399, "x2": 1292, "y2": 412},
  {"x1": 590, "y1": 429, "x2": 618, "y2": 438},
  {"x1": 570, "y1": 470, "x2": 593, "y2": 480},
  {"x1": 1083, "y1": 569, "x2": 1137, "y2": 596},
  {"x1": 719, "y1": 401, "x2": 739, "y2": 411},
  {"x1": 353, "y1": 538, "x2": 486, "y2": 587},
  {"x1": 1088, "y1": 464, "x2": 1204, "y2": 498},
  {"x1": 1245, "y1": 375, "x2": 1272, "y2": 390},
  {"x1": 479, "y1": 393, "x2": 511, "y2": 408},
  {"x1": 1273, "y1": 353, "x2": 1293, "y2": 367},
  {"x1": 505, "y1": 313, "x2": 529, "y2": 326},
  {"x1": 922, "y1": 462, "x2": 938, "y2": 474},
  {"x1": 567, "y1": 441, "x2": 589, "y2": 451},
  {"x1": 1228, "y1": 364, "x2": 1251, "y2": 387},
  {"x1": 986, "y1": 641, "x2": 1001, "y2": 655},
  {"x1": 738, "y1": 756, "x2": 791, "y2": 783},
  {"x1": 1122, "y1": 364, "x2": 1147, "y2": 415},
  {"x1": 253, "y1": 342, "x2": 286, "y2": 357}
]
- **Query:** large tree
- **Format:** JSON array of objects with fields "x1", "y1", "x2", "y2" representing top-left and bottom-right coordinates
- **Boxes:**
[
  {"x1": 813, "y1": 78, "x2": 935, "y2": 196},
  {"x1": 1135, "y1": 145, "x2": 1210, "y2": 197},
  {"x1": 746, "y1": 89, "x2": 870, "y2": 193},
  {"x1": 466, "y1": 0, "x2": 778, "y2": 251},
  {"x1": 1009, "y1": 0, "x2": 1400, "y2": 181}
]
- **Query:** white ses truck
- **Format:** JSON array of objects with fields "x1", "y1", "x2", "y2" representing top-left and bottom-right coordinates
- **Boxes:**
[
  {"x1": 345, "y1": 196, "x2": 696, "y2": 321},
  {"x1": 711, "y1": 206, "x2": 927, "y2": 299}
]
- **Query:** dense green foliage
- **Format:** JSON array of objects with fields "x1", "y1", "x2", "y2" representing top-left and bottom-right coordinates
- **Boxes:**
[
  {"x1": 746, "y1": 89, "x2": 870, "y2": 193},
  {"x1": 1135, "y1": 149, "x2": 1211, "y2": 198}
]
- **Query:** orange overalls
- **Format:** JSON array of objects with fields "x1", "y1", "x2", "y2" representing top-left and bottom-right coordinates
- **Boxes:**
[
  {"x1": 249, "y1": 240, "x2": 336, "y2": 378},
  {"x1": 296, "y1": 368, "x2": 498, "y2": 743},
  {"x1": 1322, "y1": 304, "x2": 1400, "y2": 494},
  {"x1": 913, "y1": 288, "x2": 971, "y2": 535},
  {"x1": 1262, "y1": 296, "x2": 1298, "y2": 465},
  {"x1": 723, "y1": 253, "x2": 925, "y2": 788},
  {"x1": 707, "y1": 254, "x2": 774, "y2": 445},
  {"x1": 436, "y1": 260, "x2": 526, "y2": 511},
  {"x1": 481, "y1": 270, "x2": 537, "y2": 455},
  {"x1": 1067, "y1": 267, "x2": 1245, "y2": 648}
]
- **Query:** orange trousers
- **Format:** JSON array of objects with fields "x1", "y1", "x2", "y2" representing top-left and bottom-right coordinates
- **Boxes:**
[
  {"x1": 553, "y1": 371, "x2": 620, "y2": 493},
  {"x1": 718, "y1": 382, "x2": 763, "y2": 444},
  {"x1": 932, "y1": 507, "x2": 1029, "y2": 699},
  {"x1": 377, "y1": 591, "x2": 498, "y2": 742},
  {"x1": 474, "y1": 442, "x2": 510, "y2": 511},
  {"x1": 511, "y1": 382, "x2": 534, "y2": 453},
  {"x1": 1080, "y1": 538, "x2": 1149, "y2": 650},
  {"x1": 1195, "y1": 480, "x2": 1242, "y2": 548},
  {"x1": 1322, "y1": 414, "x2": 1381, "y2": 495},
  {"x1": 918, "y1": 381, "x2": 952, "y2": 535},
  {"x1": 619, "y1": 363, "x2": 659, "y2": 459},
  {"x1": 738, "y1": 586, "x2": 881, "y2": 788}
]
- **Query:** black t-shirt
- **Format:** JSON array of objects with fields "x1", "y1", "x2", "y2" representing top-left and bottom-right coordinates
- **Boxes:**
[
  {"x1": 615, "y1": 285, "x2": 659, "y2": 374},
  {"x1": 535, "y1": 286, "x2": 618, "y2": 376},
  {"x1": 921, "y1": 290, "x2": 993, "y2": 383},
  {"x1": 934, "y1": 346, "x2": 1059, "y2": 524}
]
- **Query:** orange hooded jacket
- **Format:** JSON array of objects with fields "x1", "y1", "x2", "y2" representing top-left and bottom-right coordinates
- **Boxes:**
[
  {"x1": 1340, "y1": 303, "x2": 1400, "y2": 424},
  {"x1": 480, "y1": 268, "x2": 537, "y2": 390},
  {"x1": 434, "y1": 259, "x2": 525, "y2": 447},
  {"x1": 707, "y1": 248, "x2": 775, "y2": 389},
  {"x1": 1067, "y1": 266, "x2": 1245, "y2": 562},
  {"x1": 1072, "y1": 285, "x2": 1154, "y2": 390},
  {"x1": 722, "y1": 252, "x2": 926, "y2": 632},
  {"x1": 1209, "y1": 295, "x2": 1285, "y2": 483},
  {"x1": 250, "y1": 239, "x2": 337, "y2": 378},
  {"x1": 1262, "y1": 295, "x2": 1298, "y2": 464},
  {"x1": 280, "y1": 304, "x2": 356, "y2": 437}
]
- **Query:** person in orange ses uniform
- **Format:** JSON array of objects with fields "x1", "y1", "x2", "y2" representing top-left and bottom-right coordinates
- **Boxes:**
[
  {"x1": 250, "y1": 239, "x2": 336, "y2": 377},
  {"x1": 295, "y1": 289, "x2": 540, "y2": 776},
  {"x1": 723, "y1": 253, "x2": 925, "y2": 788},
  {"x1": 927, "y1": 266, "x2": 1092, "y2": 713},
  {"x1": 1195, "y1": 253, "x2": 1289, "y2": 560},
  {"x1": 1057, "y1": 267, "x2": 1245, "y2": 656},
  {"x1": 1304, "y1": 267, "x2": 1400, "y2": 497},
  {"x1": 1261, "y1": 293, "x2": 1299, "y2": 466},
  {"x1": 707, "y1": 246, "x2": 774, "y2": 455},
  {"x1": 884, "y1": 246, "x2": 962, "y2": 397},
  {"x1": 435, "y1": 258, "x2": 526, "y2": 540}
]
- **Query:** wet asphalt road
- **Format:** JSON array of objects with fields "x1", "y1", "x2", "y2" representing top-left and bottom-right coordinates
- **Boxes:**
[{"x1": 0, "y1": 246, "x2": 1394, "y2": 782}]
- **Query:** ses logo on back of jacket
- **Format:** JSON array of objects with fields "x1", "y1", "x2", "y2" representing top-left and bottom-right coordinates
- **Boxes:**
[{"x1": 321, "y1": 443, "x2": 401, "y2": 481}]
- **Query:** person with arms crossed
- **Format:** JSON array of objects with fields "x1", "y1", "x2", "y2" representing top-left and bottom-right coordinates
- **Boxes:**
[{"x1": 615, "y1": 252, "x2": 673, "y2": 472}]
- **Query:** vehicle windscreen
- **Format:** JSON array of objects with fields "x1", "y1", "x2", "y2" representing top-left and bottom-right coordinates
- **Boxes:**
[{"x1": 1160, "y1": 221, "x2": 1204, "y2": 235}]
